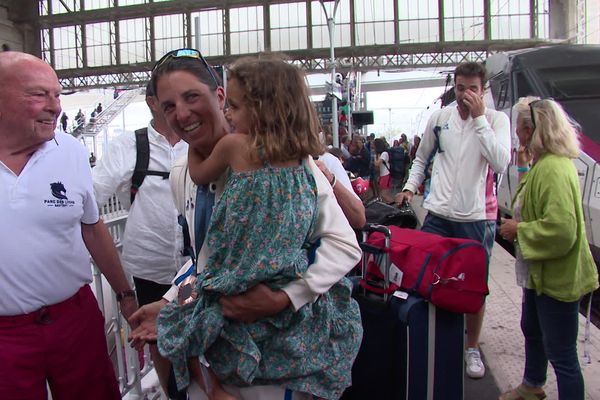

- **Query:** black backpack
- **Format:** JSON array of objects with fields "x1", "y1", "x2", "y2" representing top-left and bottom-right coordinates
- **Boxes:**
[
  {"x1": 130, "y1": 128, "x2": 170, "y2": 204},
  {"x1": 387, "y1": 146, "x2": 407, "y2": 179}
]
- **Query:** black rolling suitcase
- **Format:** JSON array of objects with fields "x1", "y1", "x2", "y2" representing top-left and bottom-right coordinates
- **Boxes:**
[{"x1": 343, "y1": 225, "x2": 465, "y2": 400}]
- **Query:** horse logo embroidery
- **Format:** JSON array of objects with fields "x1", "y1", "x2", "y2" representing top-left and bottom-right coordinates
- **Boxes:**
[{"x1": 50, "y1": 182, "x2": 68, "y2": 200}]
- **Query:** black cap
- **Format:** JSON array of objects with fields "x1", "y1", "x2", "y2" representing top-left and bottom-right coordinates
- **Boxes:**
[{"x1": 145, "y1": 81, "x2": 154, "y2": 97}]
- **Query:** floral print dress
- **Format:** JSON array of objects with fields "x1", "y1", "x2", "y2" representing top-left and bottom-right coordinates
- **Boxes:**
[{"x1": 157, "y1": 161, "x2": 363, "y2": 400}]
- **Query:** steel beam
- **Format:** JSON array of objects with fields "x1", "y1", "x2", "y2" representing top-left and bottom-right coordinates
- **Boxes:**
[{"x1": 56, "y1": 39, "x2": 549, "y2": 90}]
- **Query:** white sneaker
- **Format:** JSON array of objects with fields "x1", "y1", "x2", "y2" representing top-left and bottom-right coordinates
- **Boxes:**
[{"x1": 465, "y1": 347, "x2": 485, "y2": 379}]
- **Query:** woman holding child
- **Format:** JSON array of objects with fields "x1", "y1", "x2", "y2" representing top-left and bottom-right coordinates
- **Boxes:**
[{"x1": 130, "y1": 50, "x2": 363, "y2": 400}]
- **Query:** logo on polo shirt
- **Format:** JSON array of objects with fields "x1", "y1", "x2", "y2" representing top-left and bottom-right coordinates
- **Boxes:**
[
  {"x1": 51, "y1": 182, "x2": 67, "y2": 200},
  {"x1": 44, "y1": 182, "x2": 75, "y2": 207}
]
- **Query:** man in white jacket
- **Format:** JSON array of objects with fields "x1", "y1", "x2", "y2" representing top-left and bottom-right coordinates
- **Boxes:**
[{"x1": 396, "y1": 61, "x2": 511, "y2": 379}]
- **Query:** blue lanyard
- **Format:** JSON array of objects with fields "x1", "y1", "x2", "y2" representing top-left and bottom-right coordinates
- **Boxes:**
[{"x1": 174, "y1": 262, "x2": 197, "y2": 286}]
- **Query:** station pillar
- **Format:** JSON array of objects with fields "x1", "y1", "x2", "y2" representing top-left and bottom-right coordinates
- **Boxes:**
[{"x1": 548, "y1": 0, "x2": 578, "y2": 41}]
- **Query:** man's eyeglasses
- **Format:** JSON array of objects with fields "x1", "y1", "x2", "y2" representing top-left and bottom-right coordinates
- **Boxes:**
[{"x1": 152, "y1": 48, "x2": 219, "y2": 87}]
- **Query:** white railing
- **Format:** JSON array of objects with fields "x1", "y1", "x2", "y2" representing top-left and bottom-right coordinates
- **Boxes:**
[{"x1": 92, "y1": 195, "x2": 162, "y2": 399}]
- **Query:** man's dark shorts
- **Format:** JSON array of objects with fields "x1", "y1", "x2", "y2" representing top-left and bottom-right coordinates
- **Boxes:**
[
  {"x1": 421, "y1": 213, "x2": 496, "y2": 260},
  {"x1": 132, "y1": 276, "x2": 172, "y2": 307}
]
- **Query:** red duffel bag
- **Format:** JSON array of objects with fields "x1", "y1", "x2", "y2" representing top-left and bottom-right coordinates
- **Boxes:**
[{"x1": 360, "y1": 225, "x2": 489, "y2": 313}]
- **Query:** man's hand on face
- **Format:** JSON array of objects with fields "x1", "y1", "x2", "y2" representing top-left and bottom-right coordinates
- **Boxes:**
[
  {"x1": 463, "y1": 89, "x2": 485, "y2": 119},
  {"x1": 219, "y1": 283, "x2": 291, "y2": 323}
]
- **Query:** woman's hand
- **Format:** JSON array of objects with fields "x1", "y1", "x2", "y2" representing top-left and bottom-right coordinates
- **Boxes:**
[
  {"x1": 517, "y1": 145, "x2": 533, "y2": 167},
  {"x1": 219, "y1": 284, "x2": 290, "y2": 323},
  {"x1": 499, "y1": 217, "x2": 519, "y2": 242}
]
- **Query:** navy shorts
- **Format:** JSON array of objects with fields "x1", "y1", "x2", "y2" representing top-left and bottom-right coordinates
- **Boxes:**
[
  {"x1": 132, "y1": 276, "x2": 172, "y2": 307},
  {"x1": 421, "y1": 213, "x2": 496, "y2": 261}
]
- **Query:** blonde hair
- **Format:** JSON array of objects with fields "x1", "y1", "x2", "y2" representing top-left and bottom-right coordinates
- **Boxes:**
[
  {"x1": 227, "y1": 54, "x2": 323, "y2": 162},
  {"x1": 513, "y1": 96, "x2": 580, "y2": 159}
]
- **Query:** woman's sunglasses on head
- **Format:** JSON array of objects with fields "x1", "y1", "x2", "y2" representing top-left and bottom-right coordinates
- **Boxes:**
[
  {"x1": 529, "y1": 98, "x2": 553, "y2": 132},
  {"x1": 152, "y1": 48, "x2": 218, "y2": 87}
]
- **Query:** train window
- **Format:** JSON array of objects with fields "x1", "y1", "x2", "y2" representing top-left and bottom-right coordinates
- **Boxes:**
[
  {"x1": 535, "y1": 66, "x2": 600, "y2": 147},
  {"x1": 514, "y1": 72, "x2": 535, "y2": 98},
  {"x1": 537, "y1": 65, "x2": 600, "y2": 98}
]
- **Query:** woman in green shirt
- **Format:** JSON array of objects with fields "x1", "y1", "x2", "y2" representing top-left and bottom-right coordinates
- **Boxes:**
[{"x1": 499, "y1": 97, "x2": 598, "y2": 400}]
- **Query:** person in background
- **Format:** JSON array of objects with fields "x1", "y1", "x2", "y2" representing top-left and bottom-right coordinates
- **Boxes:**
[
  {"x1": 345, "y1": 135, "x2": 374, "y2": 202},
  {"x1": 128, "y1": 48, "x2": 362, "y2": 400},
  {"x1": 316, "y1": 148, "x2": 366, "y2": 229},
  {"x1": 399, "y1": 133, "x2": 411, "y2": 175},
  {"x1": 92, "y1": 81, "x2": 189, "y2": 398},
  {"x1": 387, "y1": 138, "x2": 408, "y2": 196},
  {"x1": 344, "y1": 135, "x2": 371, "y2": 179},
  {"x1": 399, "y1": 133, "x2": 410, "y2": 153},
  {"x1": 365, "y1": 132, "x2": 375, "y2": 152},
  {"x1": 409, "y1": 135, "x2": 421, "y2": 162},
  {"x1": 0, "y1": 51, "x2": 137, "y2": 400},
  {"x1": 75, "y1": 108, "x2": 85, "y2": 127},
  {"x1": 60, "y1": 111, "x2": 69, "y2": 132},
  {"x1": 372, "y1": 137, "x2": 393, "y2": 203},
  {"x1": 395, "y1": 61, "x2": 511, "y2": 380},
  {"x1": 96, "y1": 102, "x2": 103, "y2": 114},
  {"x1": 88, "y1": 152, "x2": 97, "y2": 167},
  {"x1": 499, "y1": 97, "x2": 598, "y2": 400},
  {"x1": 340, "y1": 135, "x2": 352, "y2": 160},
  {"x1": 327, "y1": 147, "x2": 344, "y2": 162}
]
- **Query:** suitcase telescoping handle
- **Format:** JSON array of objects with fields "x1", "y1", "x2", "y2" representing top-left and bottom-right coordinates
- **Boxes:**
[
  {"x1": 362, "y1": 223, "x2": 392, "y2": 235},
  {"x1": 360, "y1": 224, "x2": 392, "y2": 301}
]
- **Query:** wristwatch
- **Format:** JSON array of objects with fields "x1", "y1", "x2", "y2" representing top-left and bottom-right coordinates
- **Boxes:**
[{"x1": 116, "y1": 289, "x2": 136, "y2": 302}]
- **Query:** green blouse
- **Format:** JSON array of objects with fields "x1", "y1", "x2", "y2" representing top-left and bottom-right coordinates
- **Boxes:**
[{"x1": 513, "y1": 153, "x2": 598, "y2": 302}]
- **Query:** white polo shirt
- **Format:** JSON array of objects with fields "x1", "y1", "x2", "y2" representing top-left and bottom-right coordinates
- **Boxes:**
[{"x1": 0, "y1": 132, "x2": 99, "y2": 316}]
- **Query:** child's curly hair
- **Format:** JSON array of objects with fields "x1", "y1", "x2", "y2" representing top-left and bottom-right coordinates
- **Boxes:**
[{"x1": 227, "y1": 54, "x2": 324, "y2": 163}]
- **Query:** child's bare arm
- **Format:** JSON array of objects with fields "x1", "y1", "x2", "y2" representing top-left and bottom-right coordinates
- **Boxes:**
[{"x1": 188, "y1": 134, "x2": 242, "y2": 185}]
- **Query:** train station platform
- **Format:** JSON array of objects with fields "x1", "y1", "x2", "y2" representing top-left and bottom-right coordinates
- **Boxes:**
[{"x1": 411, "y1": 195, "x2": 600, "y2": 400}]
